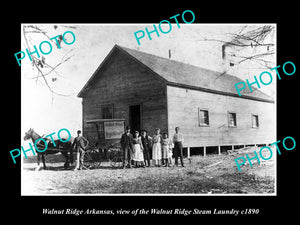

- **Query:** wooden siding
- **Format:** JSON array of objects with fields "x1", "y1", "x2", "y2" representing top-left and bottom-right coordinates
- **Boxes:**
[
  {"x1": 82, "y1": 48, "x2": 167, "y2": 144},
  {"x1": 167, "y1": 85, "x2": 276, "y2": 148}
]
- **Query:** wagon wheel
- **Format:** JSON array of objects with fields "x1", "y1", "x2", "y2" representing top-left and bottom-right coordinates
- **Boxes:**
[
  {"x1": 83, "y1": 148, "x2": 102, "y2": 169},
  {"x1": 109, "y1": 148, "x2": 123, "y2": 168}
]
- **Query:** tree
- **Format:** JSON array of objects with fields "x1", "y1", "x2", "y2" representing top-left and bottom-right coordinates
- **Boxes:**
[
  {"x1": 201, "y1": 25, "x2": 275, "y2": 69},
  {"x1": 22, "y1": 25, "x2": 77, "y2": 100},
  {"x1": 199, "y1": 25, "x2": 276, "y2": 96}
]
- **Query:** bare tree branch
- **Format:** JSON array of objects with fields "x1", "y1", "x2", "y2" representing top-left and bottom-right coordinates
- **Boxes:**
[
  {"x1": 236, "y1": 51, "x2": 275, "y2": 64},
  {"x1": 198, "y1": 25, "x2": 275, "y2": 69},
  {"x1": 22, "y1": 25, "x2": 76, "y2": 99},
  {"x1": 199, "y1": 38, "x2": 274, "y2": 48}
]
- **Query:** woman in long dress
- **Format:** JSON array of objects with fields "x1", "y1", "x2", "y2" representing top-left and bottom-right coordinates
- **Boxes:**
[
  {"x1": 132, "y1": 131, "x2": 145, "y2": 168},
  {"x1": 162, "y1": 132, "x2": 172, "y2": 167},
  {"x1": 152, "y1": 128, "x2": 162, "y2": 166}
]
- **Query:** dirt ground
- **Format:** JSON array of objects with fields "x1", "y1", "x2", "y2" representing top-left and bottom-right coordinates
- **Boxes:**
[{"x1": 21, "y1": 147, "x2": 275, "y2": 195}]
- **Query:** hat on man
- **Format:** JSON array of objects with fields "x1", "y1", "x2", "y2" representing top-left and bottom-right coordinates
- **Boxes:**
[{"x1": 125, "y1": 126, "x2": 131, "y2": 131}]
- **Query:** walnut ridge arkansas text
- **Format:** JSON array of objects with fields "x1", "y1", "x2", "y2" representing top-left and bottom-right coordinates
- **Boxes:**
[
  {"x1": 42, "y1": 208, "x2": 250, "y2": 216},
  {"x1": 42, "y1": 208, "x2": 114, "y2": 216}
]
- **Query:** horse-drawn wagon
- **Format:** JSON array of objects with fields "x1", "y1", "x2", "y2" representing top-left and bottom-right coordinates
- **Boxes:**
[
  {"x1": 23, "y1": 119, "x2": 125, "y2": 170},
  {"x1": 84, "y1": 118, "x2": 125, "y2": 168},
  {"x1": 24, "y1": 128, "x2": 73, "y2": 170}
]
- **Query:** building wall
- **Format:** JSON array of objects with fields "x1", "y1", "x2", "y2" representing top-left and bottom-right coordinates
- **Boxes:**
[
  {"x1": 167, "y1": 85, "x2": 276, "y2": 147},
  {"x1": 82, "y1": 49, "x2": 167, "y2": 145}
]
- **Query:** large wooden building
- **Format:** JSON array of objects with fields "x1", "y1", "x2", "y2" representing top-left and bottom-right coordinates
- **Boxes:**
[{"x1": 78, "y1": 45, "x2": 275, "y2": 156}]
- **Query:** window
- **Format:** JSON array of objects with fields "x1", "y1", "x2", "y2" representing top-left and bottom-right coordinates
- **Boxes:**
[
  {"x1": 228, "y1": 112, "x2": 237, "y2": 127},
  {"x1": 252, "y1": 114, "x2": 259, "y2": 128},
  {"x1": 100, "y1": 104, "x2": 113, "y2": 119},
  {"x1": 98, "y1": 104, "x2": 114, "y2": 134},
  {"x1": 198, "y1": 109, "x2": 209, "y2": 126}
]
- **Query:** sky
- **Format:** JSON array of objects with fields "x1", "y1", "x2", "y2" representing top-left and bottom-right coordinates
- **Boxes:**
[{"x1": 21, "y1": 23, "x2": 276, "y2": 146}]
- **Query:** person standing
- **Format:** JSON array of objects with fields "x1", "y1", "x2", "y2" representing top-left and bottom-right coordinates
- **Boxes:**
[
  {"x1": 132, "y1": 131, "x2": 145, "y2": 168},
  {"x1": 141, "y1": 129, "x2": 151, "y2": 167},
  {"x1": 72, "y1": 130, "x2": 89, "y2": 170},
  {"x1": 162, "y1": 133, "x2": 172, "y2": 167},
  {"x1": 152, "y1": 128, "x2": 162, "y2": 166},
  {"x1": 172, "y1": 127, "x2": 185, "y2": 167},
  {"x1": 167, "y1": 143, "x2": 173, "y2": 166},
  {"x1": 120, "y1": 126, "x2": 134, "y2": 169}
]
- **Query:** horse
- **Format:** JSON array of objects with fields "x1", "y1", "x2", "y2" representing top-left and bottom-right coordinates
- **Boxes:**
[{"x1": 23, "y1": 128, "x2": 74, "y2": 170}]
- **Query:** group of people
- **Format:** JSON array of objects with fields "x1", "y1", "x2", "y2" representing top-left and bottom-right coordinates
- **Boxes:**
[
  {"x1": 120, "y1": 126, "x2": 185, "y2": 169},
  {"x1": 71, "y1": 126, "x2": 185, "y2": 170}
]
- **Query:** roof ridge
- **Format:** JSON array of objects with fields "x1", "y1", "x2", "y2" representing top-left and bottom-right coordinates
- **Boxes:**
[
  {"x1": 116, "y1": 44, "x2": 225, "y2": 75},
  {"x1": 116, "y1": 45, "x2": 273, "y2": 102},
  {"x1": 79, "y1": 44, "x2": 274, "y2": 103}
]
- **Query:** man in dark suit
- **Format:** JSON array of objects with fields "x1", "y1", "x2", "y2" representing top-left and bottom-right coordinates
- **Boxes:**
[
  {"x1": 120, "y1": 126, "x2": 133, "y2": 169},
  {"x1": 141, "y1": 129, "x2": 151, "y2": 167}
]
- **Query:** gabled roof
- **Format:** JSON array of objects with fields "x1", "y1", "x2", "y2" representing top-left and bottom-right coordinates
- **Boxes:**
[{"x1": 78, "y1": 44, "x2": 274, "y2": 103}]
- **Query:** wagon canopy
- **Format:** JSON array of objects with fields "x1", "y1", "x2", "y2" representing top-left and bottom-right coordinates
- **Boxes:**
[{"x1": 86, "y1": 118, "x2": 125, "y2": 149}]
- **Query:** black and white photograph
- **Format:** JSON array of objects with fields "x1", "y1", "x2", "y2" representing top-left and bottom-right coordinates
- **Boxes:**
[
  {"x1": 20, "y1": 23, "x2": 277, "y2": 195},
  {"x1": 4, "y1": 3, "x2": 299, "y2": 220}
]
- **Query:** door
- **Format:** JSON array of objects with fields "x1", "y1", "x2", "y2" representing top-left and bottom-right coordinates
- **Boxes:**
[{"x1": 129, "y1": 104, "x2": 141, "y2": 133}]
